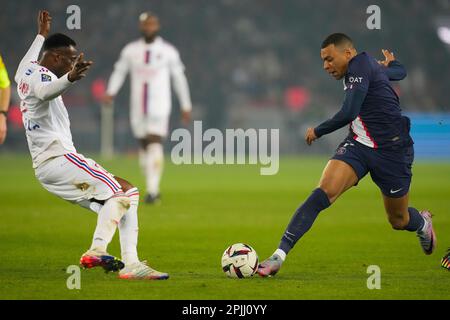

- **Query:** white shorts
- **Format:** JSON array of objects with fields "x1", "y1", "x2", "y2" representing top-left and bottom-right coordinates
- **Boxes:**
[
  {"x1": 35, "y1": 153, "x2": 123, "y2": 203},
  {"x1": 131, "y1": 115, "x2": 169, "y2": 139}
]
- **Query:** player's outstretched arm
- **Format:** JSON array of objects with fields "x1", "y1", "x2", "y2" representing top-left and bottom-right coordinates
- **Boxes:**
[
  {"x1": 38, "y1": 10, "x2": 51, "y2": 38},
  {"x1": 67, "y1": 53, "x2": 93, "y2": 82},
  {"x1": 308, "y1": 53, "x2": 372, "y2": 145},
  {"x1": 15, "y1": 11, "x2": 52, "y2": 83},
  {"x1": 308, "y1": 88, "x2": 367, "y2": 145},
  {"x1": 34, "y1": 53, "x2": 93, "y2": 101},
  {"x1": 378, "y1": 49, "x2": 407, "y2": 81},
  {"x1": 14, "y1": 10, "x2": 52, "y2": 83}
]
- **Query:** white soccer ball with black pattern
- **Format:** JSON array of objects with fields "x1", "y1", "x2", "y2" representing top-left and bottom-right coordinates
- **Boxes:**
[{"x1": 221, "y1": 243, "x2": 258, "y2": 278}]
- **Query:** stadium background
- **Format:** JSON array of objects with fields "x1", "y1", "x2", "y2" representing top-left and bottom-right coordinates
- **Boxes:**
[{"x1": 1, "y1": 0, "x2": 449, "y2": 158}]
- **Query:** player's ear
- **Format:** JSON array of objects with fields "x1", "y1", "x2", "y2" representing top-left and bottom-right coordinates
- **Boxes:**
[
  {"x1": 344, "y1": 48, "x2": 353, "y2": 60},
  {"x1": 48, "y1": 51, "x2": 59, "y2": 64}
]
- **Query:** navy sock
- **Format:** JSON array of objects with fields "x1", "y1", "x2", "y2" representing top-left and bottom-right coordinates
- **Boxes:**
[
  {"x1": 405, "y1": 207, "x2": 425, "y2": 232},
  {"x1": 279, "y1": 188, "x2": 331, "y2": 254}
]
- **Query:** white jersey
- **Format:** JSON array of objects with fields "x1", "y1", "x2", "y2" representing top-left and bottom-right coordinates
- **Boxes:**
[
  {"x1": 106, "y1": 36, "x2": 192, "y2": 120},
  {"x1": 15, "y1": 35, "x2": 76, "y2": 168}
]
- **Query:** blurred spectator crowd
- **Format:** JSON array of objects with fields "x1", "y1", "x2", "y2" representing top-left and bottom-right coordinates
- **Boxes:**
[{"x1": 1, "y1": 0, "x2": 449, "y2": 152}]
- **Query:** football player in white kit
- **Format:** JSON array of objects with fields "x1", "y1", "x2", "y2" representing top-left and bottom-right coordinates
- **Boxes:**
[
  {"x1": 103, "y1": 11, "x2": 192, "y2": 204},
  {"x1": 16, "y1": 10, "x2": 168, "y2": 280}
]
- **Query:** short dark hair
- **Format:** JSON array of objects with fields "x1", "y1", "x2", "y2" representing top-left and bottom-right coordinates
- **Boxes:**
[
  {"x1": 43, "y1": 33, "x2": 76, "y2": 51},
  {"x1": 321, "y1": 33, "x2": 353, "y2": 49},
  {"x1": 139, "y1": 11, "x2": 158, "y2": 22}
]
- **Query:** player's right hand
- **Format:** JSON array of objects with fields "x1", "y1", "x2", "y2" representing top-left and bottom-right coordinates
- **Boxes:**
[
  {"x1": 38, "y1": 10, "x2": 52, "y2": 38},
  {"x1": 305, "y1": 127, "x2": 318, "y2": 146},
  {"x1": 68, "y1": 53, "x2": 93, "y2": 82}
]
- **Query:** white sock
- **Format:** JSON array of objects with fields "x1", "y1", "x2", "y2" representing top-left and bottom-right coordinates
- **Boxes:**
[
  {"x1": 146, "y1": 143, "x2": 164, "y2": 195},
  {"x1": 90, "y1": 195, "x2": 130, "y2": 253},
  {"x1": 119, "y1": 188, "x2": 140, "y2": 266},
  {"x1": 274, "y1": 249, "x2": 287, "y2": 261},
  {"x1": 138, "y1": 148, "x2": 147, "y2": 174},
  {"x1": 89, "y1": 202, "x2": 103, "y2": 214}
]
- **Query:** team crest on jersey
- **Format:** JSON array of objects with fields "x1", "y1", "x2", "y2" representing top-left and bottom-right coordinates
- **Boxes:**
[
  {"x1": 336, "y1": 146, "x2": 347, "y2": 155},
  {"x1": 41, "y1": 74, "x2": 52, "y2": 82}
]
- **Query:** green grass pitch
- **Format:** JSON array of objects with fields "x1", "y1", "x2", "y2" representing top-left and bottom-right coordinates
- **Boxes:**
[{"x1": 0, "y1": 154, "x2": 449, "y2": 299}]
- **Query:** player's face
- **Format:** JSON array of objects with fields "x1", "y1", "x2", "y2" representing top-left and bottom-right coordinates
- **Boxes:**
[
  {"x1": 140, "y1": 16, "x2": 160, "y2": 40},
  {"x1": 51, "y1": 46, "x2": 78, "y2": 77},
  {"x1": 321, "y1": 44, "x2": 352, "y2": 80}
]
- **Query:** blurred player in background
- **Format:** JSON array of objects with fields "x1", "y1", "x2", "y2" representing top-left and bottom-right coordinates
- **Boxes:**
[
  {"x1": 258, "y1": 33, "x2": 436, "y2": 277},
  {"x1": 103, "y1": 11, "x2": 192, "y2": 204},
  {"x1": 0, "y1": 54, "x2": 11, "y2": 144},
  {"x1": 15, "y1": 10, "x2": 168, "y2": 280}
]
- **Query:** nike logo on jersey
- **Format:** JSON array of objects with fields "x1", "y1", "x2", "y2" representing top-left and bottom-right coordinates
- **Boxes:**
[
  {"x1": 343, "y1": 142, "x2": 355, "y2": 147},
  {"x1": 390, "y1": 188, "x2": 403, "y2": 194}
]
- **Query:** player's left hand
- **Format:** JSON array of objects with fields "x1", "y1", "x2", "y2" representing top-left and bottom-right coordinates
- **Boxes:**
[
  {"x1": 0, "y1": 114, "x2": 7, "y2": 145},
  {"x1": 181, "y1": 110, "x2": 191, "y2": 125},
  {"x1": 68, "y1": 53, "x2": 93, "y2": 82},
  {"x1": 305, "y1": 127, "x2": 318, "y2": 146},
  {"x1": 378, "y1": 49, "x2": 395, "y2": 67}
]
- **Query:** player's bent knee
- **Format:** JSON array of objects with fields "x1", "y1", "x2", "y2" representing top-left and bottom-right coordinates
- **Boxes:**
[
  {"x1": 148, "y1": 134, "x2": 163, "y2": 144},
  {"x1": 318, "y1": 185, "x2": 338, "y2": 203},
  {"x1": 114, "y1": 176, "x2": 135, "y2": 193},
  {"x1": 113, "y1": 195, "x2": 131, "y2": 210}
]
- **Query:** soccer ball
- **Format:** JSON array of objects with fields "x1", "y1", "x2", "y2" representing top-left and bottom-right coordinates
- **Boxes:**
[{"x1": 221, "y1": 243, "x2": 258, "y2": 278}]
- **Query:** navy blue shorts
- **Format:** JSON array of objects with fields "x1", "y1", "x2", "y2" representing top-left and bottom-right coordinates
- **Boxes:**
[{"x1": 331, "y1": 139, "x2": 414, "y2": 198}]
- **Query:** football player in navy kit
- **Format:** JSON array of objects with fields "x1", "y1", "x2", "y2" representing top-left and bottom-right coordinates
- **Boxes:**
[{"x1": 258, "y1": 33, "x2": 436, "y2": 277}]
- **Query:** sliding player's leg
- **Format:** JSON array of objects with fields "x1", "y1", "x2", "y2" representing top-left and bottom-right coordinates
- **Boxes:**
[
  {"x1": 112, "y1": 177, "x2": 140, "y2": 266},
  {"x1": 81, "y1": 192, "x2": 130, "y2": 272},
  {"x1": 35, "y1": 153, "x2": 128, "y2": 272},
  {"x1": 113, "y1": 176, "x2": 169, "y2": 280},
  {"x1": 70, "y1": 155, "x2": 131, "y2": 272},
  {"x1": 79, "y1": 175, "x2": 169, "y2": 280}
]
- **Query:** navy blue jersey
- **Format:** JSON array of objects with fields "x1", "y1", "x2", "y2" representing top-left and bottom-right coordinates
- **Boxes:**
[{"x1": 315, "y1": 52, "x2": 413, "y2": 149}]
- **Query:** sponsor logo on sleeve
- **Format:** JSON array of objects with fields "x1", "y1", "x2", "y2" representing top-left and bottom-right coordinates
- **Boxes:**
[
  {"x1": 41, "y1": 74, "x2": 52, "y2": 82},
  {"x1": 19, "y1": 81, "x2": 30, "y2": 95}
]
